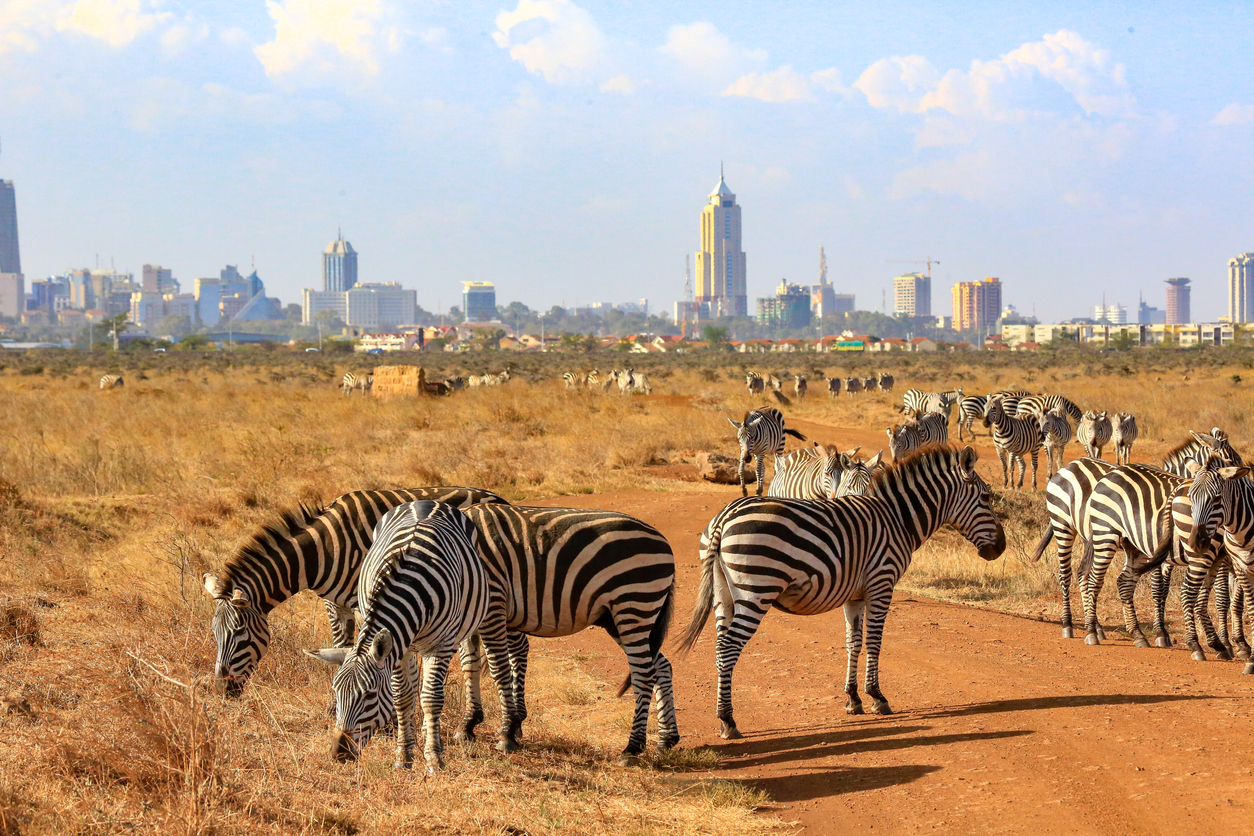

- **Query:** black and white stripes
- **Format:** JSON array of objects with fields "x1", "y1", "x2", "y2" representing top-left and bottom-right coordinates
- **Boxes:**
[
  {"x1": 341, "y1": 372, "x2": 372, "y2": 396},
  {"x1": 1077, "y1": 411, "x2": 1113, "y2": 459},
  {"x1": 728, "y1": 407, "x2": 806, "y2": 497},
  {"x1": 99, "y1": 374, "x2": 124, "y2": 390}
]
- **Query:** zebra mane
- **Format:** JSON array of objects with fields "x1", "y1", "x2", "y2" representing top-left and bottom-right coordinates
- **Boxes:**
[
  {"x1": 871, "y1": 445, "x2": 963, "y2": 490},
  {"x1": 219, "y1": 501, "x2": 327, "y2": 586},
  {"x1": 1163, "y1": 436, "x2": 1205, "y2": 463}
]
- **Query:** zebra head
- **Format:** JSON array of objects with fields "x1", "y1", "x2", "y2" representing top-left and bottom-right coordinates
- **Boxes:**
[
  {"x1": 943, "y1": 446, "x2": 1006, "y2": 561},
  {"x1": 835, "y1": 451, "x2": 882, "y2": 498},
  {"x1": 1186, "y1": 457, "x2": 1252, "y2": 551},
  {"x1": 306, "y1": 629, "x2": 396, "y2": 763},
  {"x1": 1193, "y1": 428, "x2": 1243, "y2": 466},
  {"x1": 204, "y1": 574, "x2": 270, "y2": 697}
]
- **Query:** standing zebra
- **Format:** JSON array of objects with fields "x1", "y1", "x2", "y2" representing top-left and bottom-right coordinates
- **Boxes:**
[
  {"x1": 844, "y1": 376, "x2": 863, "y2": 397},
  {"x1": 1077, "y1": 411, "x2": 1113, "y2": 459},
  {"x1": 1112, "y1": 413, "x2": 1139, "y2": 465},
  {"x1": 767, "y1": 374, "x2": 783, "y2": 393},
  {"x1": 877, "y1": 372, "x2": 894, "y2": 392},
  {"x1": 462, "y1": 504, "x2": 679, "y2": 763},
  {"x1": 562, "y1": 371, "x2": 585, "y2": 390},
  {"x1": 793, "y1": 375, "x2": 807, "y2": 401},
  {"x1": 306, "y1": 501, "x2": 490, "y2": 772},
  {"x1": 586, "y1": 370, "x2": 602, "y2": 391},
  {"x1": 99, "y1": 374, "x2": 124, "y2": 389},
  {"x1": 886, "y1": 410, "x2": 948, "y2": 461},
  {"x1": 767, "y1": 444, "x2": 861, "y2": 501},
  {"x1": 986, "y1": 395, "x2": 1044, "y2": 489},
  {"x1": 956, "y1": 394, "x2": 988, "y2": 442},
  {"x1": 1014, "y1": 394, "x2": 1082, "y2": 422},
  {"x1": 745, "y1": 371, "x2": 765, "y2": 396},
  {"x1": 1201, "y1": 463, "x2": 1254, "y2": 674},
  {"x1": 676, "y1": 446, "x2": 1004, "y2": 736},
  {"x1": 862, "y1": 375, "x2": 879, "y2": 393},
  {"x1": 901, "y1": 388, "x2": 960, "y2": 419},
  {"x1": 202, "y1": 487, "x2": 508, "y2": 697},
  {"x1": 1040, "y1": 406, "x2": 1073, "y2": 478},
  {"x1": 728, "y1": 407, "x2": 807, "y2": 497},
  {"x1": 342, "y1": 372, "x2": 372, "y2": 396},
  {"x1": 826, "y1": 377, "x2": 841, "y2": 399}
]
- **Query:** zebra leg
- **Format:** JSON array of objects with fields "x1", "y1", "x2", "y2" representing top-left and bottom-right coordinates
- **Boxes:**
[
  {"x1": 1029, "y1": 450, "x2": 1040, "y2": 491},
  {"x1": 507, "y1": 631, "x2": 530, "y2": 727},
  {"x1": 1151, "y1": 564, "x2": 1173, "y2": 647},
  {"x1": 738, "y1": 446, "x2": 748, "y2": 497},
  {"x1": 755, "y1": 454, "x2": 766, "y2": 497},
  {"x1": 1083, "y1": 538, "x2": 1118, "y2": 644},
  {"x1": 842, "y1": 600, "x2": 866, "y2": 715},
  {"x1": 418, "y1": 649, "x2": 454, "y2": 774},
  {"x1": 1180, "y1": 564, "x2": 1208, "y2": 660},
  {"x1": 1198, "y1": 562, "x2": 1232, "y2": 660},
  {"x1": 713, "y1": 585, "x2": 770, "y2": 739},
  {"x1": 652, "y1": 652, "x2": 679, "y2": 750},
  {"x1": 1056, "y1": 529, "x2": 1076, "y2": 638},
  {"x1": 1230, "y1": 572, "x2": 1251, "y2": 659},
  {"x1": 1213, "y1": 568, "x2": 1235, "y2": 659},
  {"x1": 862, "y1": 585, "x2": 896, "y2": 715},
  {"x1": 997, "y1": 447, "x2": 1010, "y2": 487},
  {"x1": 391, "y1": 651, "x2": 421, "y2": 769},
  {"x1": 453, "y1": 633, "x2": 485, "y2": 742},
  {"x1": 1233, "y1": 568, "x2": 1254, "y2": 674},
  {"x1": 1114, "y1": 556, "x2": 1150, "y2": 647},
  {"x1": 476, "y1": 611, "x2": 522, "y2": 752}
]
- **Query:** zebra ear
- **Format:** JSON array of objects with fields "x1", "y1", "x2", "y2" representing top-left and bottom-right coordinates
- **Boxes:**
[
  {"x1": 231, "y1": 587, "x2": 250, "y2": 606},
  {"x1": 727, "y1": 418, "x2": 742, "y2": 429},
  {"x1": 1220, "y1": 467, "x2": 1251, "y2": 480},
  {"x1": 1185, "y1": 460, "x2": 1202, "y2": 476},
  {"x1": 843, "y1": 446, "x2": 861, "y2": 459},
  {"x1": 867, "y1": 451, "x2": 884, "y2": 468},
  {"x1": 304, "y1": 648, "x2": 350, "y2": 667},
  {"x1": 959, "y1": 445, "x2": 978, "y2": 473},
  {"x1": 369, "y1": 630, "x2": 393, "y2": 664},
  {"x1": 203, "y1": 573, "x2": 227, "y2": 599},
  {"x1": 1192, "y1": 431, "x2": 1218, "y2": 448}
]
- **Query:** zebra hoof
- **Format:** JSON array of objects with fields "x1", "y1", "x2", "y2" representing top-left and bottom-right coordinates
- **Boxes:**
[
  {"x1": 1062, "y1": 627, "x2": 1074, "y2": 639},
  {"x1": 618, "y1": 753, "x2": 646, "y2": 768},
  {"x1": 1084, "y1": 633, "x2": 1101, "y2": 646},
  {"x1": 1155, "y1": 635, "x2": 1172, "y2": 648},
  {"x1": 1133, "y1": 638, "x2": 1150, "y2": 649},
  {"x1": 453, "y1": 729, "x2": 475, "y2": 744},
  {"x1": 1243, "y1": 663, "x2": 1254, "y2": 675},
  {"x1": 1237, "y1": 645, "x2": 1251, "y2": 661},
  {"x1": 869, "y1": 700, "x2": 893, "y2": 716},
  {"x1": 393, "y1": 760, "x2": 413, "y2": 770},
  {"x1": 1191, "y1": 650, "x2": 1207, "y2": 662},
  {"x1": 845, "y1": 700, "x2": 865, "y2": 716},
  {"x1": 658, "y1": 735, "x2": 680, "y2": 750},
  {"x1": 1097, "y1": 626, "x2": 1107, "y2": 640},
  {"x1": 495, "y1": 738, "x2": 522, "y2": 753},
  {"x1": 719, "y1": 720, "x2": 743, "y2": 740},
  {"x1": 1216, "y1": 648, "x2": 1234, "y2": 662}
]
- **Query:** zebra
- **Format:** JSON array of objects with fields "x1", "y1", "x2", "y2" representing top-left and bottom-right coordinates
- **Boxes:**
[
  {"x1": 1112, "y1": 413, "x2": 1139, "y2": 465},
  {"x1": 745, "y1": 371, "x2": 765, "y2": 396},
  {"x1": 562, "y1": 371, "x2": 584, "y2": 390},
  {"x1": 981, "y1": 390, "x2": 1030, "y2": 427},
  {"x1": 342, "y1": 372, "x2": 372, "y2": 396},
  {"x1": 1014, "y1": 394, "x2": 1082, "y2": 422},
  {"x1": 445, "y1": 376, "x2": 466, "y2": 391},
  {"x1": 626, "y1": 371, "x2": 653, "y2": 395},
  {"x1": 305, "y1": 501, "x2": 489, "y2": 772},
  {"x1": 826, "y1": 377, "x2": 841, "y2": 399},
  {"x1": 1198, "y1": 462, "x2": 1254, "y2": 673},
  {"x1": 844, "y1": 376, "x2": 863, "y2": 397},
  {"x1": 728, "y1": 407, "x2": 807, "y2": 497},
  {"x1": 99, "y1": 374, "x2": 124, "y2": 390},
  {"x1": 834, "y1": 451, "x2": 884, "y2": 498},
  {"x1": 585, "y1": 369, "x2": 604, "y2": 391},
  {"x1": 675, "y1": 446, "x2": 1004, "y2": 737},
  {"x1": 767, "y1": 443, "x2": 861, "y2": 501},
  {"x1": 901, "y1": 388, "x2": 960, "y2": 419},
  {"x1": 956, "y1": 394, "x2": 988, "y2": 442},
  {"x1": 877, "y1": 372, "x2": 894, "y2": 393},
  {"x1": 1040, "y1": 406, "x2": 1073, "y2": 478},
  {"x1": 885, "y1": 422, "x2": 922, "y2": 462},
  {"x1": 985, "y1": 395, "x2": 1044, "y2": 489},
  {"x1": 1077, "y1": 411, "x2": 1112, "y2": 459},
  {"x1": 793, "y1": 375, "x2": 807, "y2": 401},
  {"x1": 202, "y1": 486, "x2": 508, "y2": 698},
  {"x1": 886, "y1": 410, "x2": 948, "y2": 461},
  {"x1": 862, "y1": 375, "x2": 878, "y2": 393},
  {"x1": 767, "y1": 374, "x2": 783, "y2": 393},
  {"x1": 462, "y1": 504, "x2": 678, "y2": 763}
]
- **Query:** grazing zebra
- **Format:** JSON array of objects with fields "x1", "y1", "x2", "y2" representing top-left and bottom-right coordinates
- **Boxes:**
[
  {"x1": 1077, "y1": 411, "x2": 1113, "y2": 459},
  {"x1": 342, "y1": 372, "x2": 372, "y2": 396},
  {"x1": 877, "y1": 372, "x2": 894, "y2": 393},
  {"x1": 901, "y1": 388, "x2": 960, "y2": 419},
  {"x1": 957, "y1": 394, "x2": 988, "y2": 442},
  {"x1": 844, "y1": 376, "x2": 863, "y2": 397},
  {"x1": 986, "y1": 395, "x2": 1045, "y2": 489},
  {"x1": 767, "y1": 444, "x2": 860, "y2": 501},
  {"x1": 862, "y1": 376, "x2": 878, "y2": 393},
  {"x1": 793, "y1": 375, "x2": 807, "y2": 401},
  {"x1": 445, "y1": 376, "x2": 466, "y2": 391},
  {"x1": 462, "y1": 504, "x2": 678, "y2": 762},
  {"x1": 99, "y1": 374, "x2": 124, "y2": 390},
  {"x1": 1031, "y1": 458, "x2": 1117, "y2": 638},
  {"x1": 1014, "y1": 394, "x2": 1082, "y2": 422},
  {"x1": 826, "y1": 377, "x2": 841, "y2": 399},
  {"x1": 306, "y1": 501, "x2": 489, "y2": 772},
  {"x1": 767, "y1": 374, "x2": 783, "y2": 393},
  {"x1": 202, "y1": 486, "x2": 508, "y2": 697},
  {"x1": 834, "y1": 451, "x2": 884, "y2": 498},
  {"x1": 1112, "y1": 413, "x2": 1139, "y2": 465},
  {"x1": 1040, "y1": 406, "x2": 1073, "y2": 478},
  {"x1": 729, "y1": 407, "x2": 807, "y2": 497},
  {"x1": 562, "y1": 371, "x2": 584, "y2": 390},
  {"x1": 585, "y1": 369, "x2": 603, "y2": 391},
  {"x1": 676, "y1": 446, "x2": 1004, "y2": 736},
  {"x1": 745, "y1": 371, "x2": 765, "y2": 396}
]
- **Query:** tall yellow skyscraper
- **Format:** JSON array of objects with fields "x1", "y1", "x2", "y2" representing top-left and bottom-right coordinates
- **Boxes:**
[{"x1": 695, "y1": 171, "x2": 747, "y2": 318}]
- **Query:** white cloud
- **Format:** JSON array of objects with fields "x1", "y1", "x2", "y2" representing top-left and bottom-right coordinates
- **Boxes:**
[
  {"x1": 810, "y1": 67, "x2": 848, "y2": 96},
  {"x1": 255, "y1": 0, "x2": 398, "y2": 82},
  {"x1": 1214, "y1": 103, "x2": 1254, "y2": 126},
  {"x1": 599, "y1": 73, "x2": 637, "y2": 94},
  {"x1": 159, "y1": 20, "x2": 208, "y2": 57},
  {"x1": 492, "y1": 0, "x2": 605, "y2": 83},
  {"x1": 57, "y1": 0, "x2": 168, "y2": 48},
  {"x1": 659, "y1": 21, "x2": 766, "y2": 81},
  {"x1": 853, "y1": 55, "x2": 939, "y2": 112},
  {"x1": 1, "y1": 0, "x2": 56, "y2": 53},
  {"x1": 722, "y1": 65, "x2": 812, "y2": 103}
]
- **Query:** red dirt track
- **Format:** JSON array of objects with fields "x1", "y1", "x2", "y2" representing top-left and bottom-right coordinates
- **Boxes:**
[{"x1": 529, "y1": 462, "x2": 1254, "y2": 833}]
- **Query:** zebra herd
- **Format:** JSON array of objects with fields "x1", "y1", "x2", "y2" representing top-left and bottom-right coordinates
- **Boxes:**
[
  {"x1": 744, "y1": 370, "x2": 894, "y2": 400},
  {"x1": 563, "y1": 367, "x2": 653, "y2": 394}
]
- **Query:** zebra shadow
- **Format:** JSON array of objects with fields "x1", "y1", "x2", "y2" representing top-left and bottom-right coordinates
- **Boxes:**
[
  {"x1": 910, "y1": 692, "x2": 1212, "y2": 720},
  {"x1": 739, "y1": 763, "x2": 942, "y2": 802},
  {"x1": 715, "y1": 728, "x2": 1030, "y2": 770}
]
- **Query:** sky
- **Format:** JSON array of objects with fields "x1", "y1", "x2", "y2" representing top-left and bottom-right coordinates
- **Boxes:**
[{"x1": 2, "y1": 0, "x2": 1254, "y2": 322}]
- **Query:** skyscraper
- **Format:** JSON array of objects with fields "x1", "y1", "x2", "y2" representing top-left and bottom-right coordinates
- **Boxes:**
[
  {"x1": 0, "y1": 178, "x2": 18, "y2": 275},
  {"x1": 694, "y1": 171, "x2": 747, "y2": 318},
  {"x1": 324, "y1": 233, "x2": 358, "y2": 292},
  {"x1": 811, "y1": 246, "x2": 837, "y2": 318},
  {"x1": 951, "y1": 277, "x2": 1002, "y2": 332},
  {"x1": 1165, "y1": 277, "x2": 1191, "y2": 324},
  {"x1": 1230, "y1": 253, "x2": 1254, "y2": 323},
  {"x1": 893, "y1": 273, "x2": 931, "y2": 317},
  {"x1": 463, "y1": 281, "x2": 496, "y2": 322}
]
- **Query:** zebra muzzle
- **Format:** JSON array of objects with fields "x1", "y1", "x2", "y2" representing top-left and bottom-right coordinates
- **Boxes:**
[{"x1": 331, "y1": 728, "x2": 362, "y2": 762}]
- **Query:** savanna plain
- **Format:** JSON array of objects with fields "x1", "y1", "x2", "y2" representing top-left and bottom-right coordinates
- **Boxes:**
[{"x1": 3, "y1": 346, "x2": 1254, "y2": 836}]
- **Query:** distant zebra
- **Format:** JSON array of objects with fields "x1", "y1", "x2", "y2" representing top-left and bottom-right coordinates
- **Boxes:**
[
  {"x1": 1014, "y1": 394, "x2": 1082, "y2": 422},
  {"x1": 728, "y1": 407, "x2": 807, "y2": 497},
  {"x1": 627, "y1": 371, "x2": 653, "y2": 394},
  {"x1": 826, "y1": 377, "x2": 841, "y2": 399},
  {"x1": 768, "y1": 444, "x2": 860, "y2": 501},
  {"x1": 463, "y1": 504, "x2": 678, "y2": 762},
  {"x1": 986, "y1": 395, "x2": 1045, "y2": 489},
  {"x1": 676, "y1": 446, "x2": 1004, "y2": 736},
  {"x1": 562, "y1": 371, "x2": 584, "y2": 390},
  {"x1": 1040, "y1": 406, "x2": 1073, "y2": 478},
  {"x1": 1076, "y1": 411, "x2": 1112, "y2": 459},
  {"x1": 901, "y1": 388, "x2": 960, "y2": 418},
  {"x1": 342, "y1": 372, "x2": 372, "y2": 396},
  {"x1": 1112, "y1": 413, "x2": 1139, "y2": 465},
  {"x1": 202, "y1": 487, "x2": 509, "y2": 698},
  {"x1": 793, "y1": 375, "x2": 807, "y2": 401},
  {"x1": 745, "y1": 371, "x2": 765, "y2": 396},
  {"x1": 957, "y1": 395, "x2": 988, "y2": 442},
  {"x1": 445, "y1": 376, "x2": 466, "y2": 391},
  {"x1": 862, "y1": 376, "x2": 878, "y2": 393},
  {"x1": 877, "y1": 372, "x2": 894, "y2": 393},
  {"x1": 586, "y1": 370, "x2": 602, "y2": 391},
  {"x1": 844, "y1": 376, "x2": 863, "y2": 397},
  {"x1": 99, "y1": 374, "x2": 124, "y2": 390},
  {"x1": 767, "y1": 374, "x2": 783, "y2": 393},
  {"x1": 306, "y1": 501, "x2": 489, "y2": 772}
]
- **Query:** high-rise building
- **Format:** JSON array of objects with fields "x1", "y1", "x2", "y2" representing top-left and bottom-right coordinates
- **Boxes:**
[
  {"x1": 1138, "y1": 295, "x2": 1165, "y2": 325},
  {"x1": 1094, "y1": 303, "x2": 1128, "y2": 325},
  {"x1": 894, "y1": 272, "x2": 931, "y2": 317},
  {"x1": 694, "y1": 171, "x2": 747, "y2": 318},
  {"x1": 757, "y1": 280, "x2": 812, "y2": 329},
  {"x1": 303, "y1": 284, "x2": 415, "y2": 328},
  {"x1": 951, "y1": 277, "x2": 1002, "y2": 332},
  {"x1": 0, "y1": 178, "x2": 19, "y2": 276},
  {"x1": 462, "y1": 281, "x2": 496, "y2": 322},
  {"x1": 142, "y1": 265, "x2": 177, "y2": 294},
  {"x1": 68, "y1": 268, "x2": 94, "y2": 309},
  {"x1": 1165, "y1": 277, "x2": 1191, "y2": 324},
  {"x1": 1230, "y1": 253, "x2": 1254, "y2": 323},
  {"x1": 0, "y1": 272, "x2": 23, "y2": 320},
  {"x1": 324, "y1": 233, "x2": 358, "y2": 292},
  {"x1": 194, "y1": 278, "x2": 221, "y2": 326}
]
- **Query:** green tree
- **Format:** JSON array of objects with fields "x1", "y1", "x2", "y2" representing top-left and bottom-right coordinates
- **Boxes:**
[{"x1": 702, "y1": 325, "x2": 729, "y2": 345}]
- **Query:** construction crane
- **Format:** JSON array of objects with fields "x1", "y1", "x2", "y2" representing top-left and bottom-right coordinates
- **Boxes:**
[
  {"x1": 886, "y1": 257, "x2": 940, "y2": 279},
  {"x1": 681, "y1": 254, "x2": 694, "y2": 339}
]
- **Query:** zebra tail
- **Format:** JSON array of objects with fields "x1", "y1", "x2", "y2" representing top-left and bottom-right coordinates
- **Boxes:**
[
  {"x1": 784, "y1": 428, "x2": 807, "y2": 442},
  {"x1": 1078, "y1": 536, "x2": 1095, "y2": 580},
  {"x1": 617, "y1": 580, "x2": 675, "y2": 697},
  {"x1": 1143, "y1": 506, "x2": 1176, "y2": 575},
  {"x1": 1029, "y1": 522, "x2": 1054, "y2": 562},
  {"x1": 674, "y1": 550, "x2": 717, "y2": 660}
]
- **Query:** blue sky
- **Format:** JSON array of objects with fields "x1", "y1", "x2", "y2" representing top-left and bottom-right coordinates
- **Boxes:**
[{"x1": 2, "y1": 0, "x2": 1254, "y2": 321}]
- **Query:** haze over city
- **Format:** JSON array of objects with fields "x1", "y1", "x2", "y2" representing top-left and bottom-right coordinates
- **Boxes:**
[{"x1": 3, "y1": 1, "x2": 1254, "y2": 320}]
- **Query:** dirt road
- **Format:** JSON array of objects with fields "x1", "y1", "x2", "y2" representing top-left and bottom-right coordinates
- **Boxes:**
[{"x1": 528, "y1": 482, "x2": 1254, "y2": 835}]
